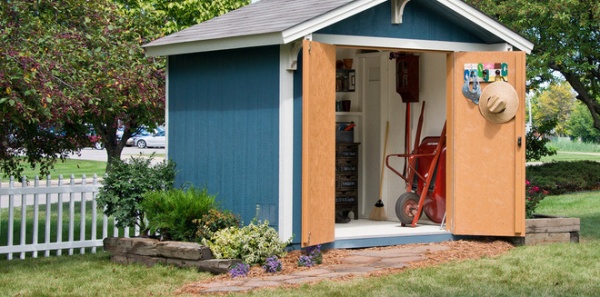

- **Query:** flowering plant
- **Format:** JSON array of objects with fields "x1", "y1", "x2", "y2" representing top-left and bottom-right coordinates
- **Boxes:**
[
  {"x1": 297, "y1": 255, "x2": 314, "y2": 267},
  {"x1": 306, "y1": 244, "x2": 323, "y2": 265},
  {"x1": 228, "y1": 262, "x2": 249, "y2": 278},
  {"x1": 262, "y1": 256, "x2": 282, "y2": 273},
  {"x1": 526, "y1": 180, "x2": 548, "y2": 219}
]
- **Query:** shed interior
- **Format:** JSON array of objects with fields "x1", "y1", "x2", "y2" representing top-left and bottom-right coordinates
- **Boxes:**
[{"x1": 333, "y1": 47, "x2": 448, "y2": 241}]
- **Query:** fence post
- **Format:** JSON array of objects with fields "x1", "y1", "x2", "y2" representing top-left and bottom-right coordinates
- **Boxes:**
[
  {"x1": 7, "y1": 176, "x2": 14, "y2": 260},
  {"x1": 92, "y1": 174, "x2": 98, "y2": 254},
  {"x1": 20, "y1": 176, "x2": 27, "y2": 260},
  {"x1": 33, "y1": 176, "x2": 40, "y2": 258},
  {"x1": 80, "y1": 175, "x2": 86, "y2": 255},
  {"x1": 45, "y1": 175, "x2": 51, "y2": 257},
  {"x1": 57, "y1": 175, "x2": 63, "y2": 256},
  {"x1": 68, "y1": 174, "x2": 75, "y2": 256}
]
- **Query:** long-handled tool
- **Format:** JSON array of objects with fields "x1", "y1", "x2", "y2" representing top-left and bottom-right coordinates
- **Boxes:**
[{"x1": 369, "y1": 121, "x2": 389, "y2": 221}]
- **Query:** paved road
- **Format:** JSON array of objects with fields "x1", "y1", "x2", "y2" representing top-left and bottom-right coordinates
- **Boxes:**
[{"x1": 70, "y1": 147, "x2": 165, "y2": 162}]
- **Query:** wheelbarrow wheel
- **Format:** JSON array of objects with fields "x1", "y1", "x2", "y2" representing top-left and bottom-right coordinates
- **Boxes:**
[{"x1": 395, "y1": 192, "x2": 421, "y2": 225}]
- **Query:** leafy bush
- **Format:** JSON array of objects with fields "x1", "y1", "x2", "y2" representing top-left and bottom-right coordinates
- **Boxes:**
[
  {"x1": 527, "y1": 161, "x2": 600, "y2": 195},
  {"x1": 96, "y1": 155, "x2": 175, "y2": 233},
  {"x1": 297, "y1": 244, "x2": 322, "y2": 267},
  {"x1": 204, "y1": 220, "x2": 291, "y2": 265},
  {"x1": 194, "y1": 208, "x2": 241, "y2": 241},
  {"x1": 142, "y1": 186, "x2": 217, "y2": 241},
  {"x1": 526, "y1": 128, "x2": 557, "y2": 162}
]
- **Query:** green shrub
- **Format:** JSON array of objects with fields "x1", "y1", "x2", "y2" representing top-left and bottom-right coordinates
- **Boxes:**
[
  {"x1": 204, "y1": 220, "x2": 292, "y2": 265},
  {"x1": 527, "y1": 161, "x2": 600, "y2": 194},
  {"x1": 194, "y1": 208, "x2": 241, "y2": 241},
  {"x1": 142, "y1": 186, "x2": 217, "y2": 241},
  {"x1": 526, "y1": 128, "x2": 557, "y2": 162},
  {"x1": 96, "y1": 155, "x2": 175, "y2": 233}
]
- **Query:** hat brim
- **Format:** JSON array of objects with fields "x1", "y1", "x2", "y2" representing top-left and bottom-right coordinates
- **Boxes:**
[{"x1": 478, "y1": 82, "x2": 519, "y2": 124}]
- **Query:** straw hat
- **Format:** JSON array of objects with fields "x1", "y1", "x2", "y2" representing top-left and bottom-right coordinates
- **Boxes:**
[{"x1": 478, "y1": 81, "x2": 519, "y2": 124}]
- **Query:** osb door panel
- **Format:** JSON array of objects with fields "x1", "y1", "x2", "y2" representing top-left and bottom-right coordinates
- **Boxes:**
[
  {"x1": 301, "y1": 39, "x2": 336, "y2": 247},
  {"x1": 446, "y1": 51, "x2": 526, "y2": 236}
]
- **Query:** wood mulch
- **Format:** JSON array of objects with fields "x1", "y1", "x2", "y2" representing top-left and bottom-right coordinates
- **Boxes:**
[{"x1": 189, "y1": 238, "x2": 514, "y2": 283}]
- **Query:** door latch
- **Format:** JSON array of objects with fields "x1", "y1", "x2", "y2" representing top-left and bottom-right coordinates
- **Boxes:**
[{"x1": 518, "y1": 136, "x2": 522, "y2": 147}]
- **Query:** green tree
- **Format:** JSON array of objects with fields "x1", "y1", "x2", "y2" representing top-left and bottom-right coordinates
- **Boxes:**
[
  {"x1": 0, "y1": 0, "x2": 165, "y2": 176},
  {"x1": 567, "y1": 102, "x2": 600, "y2": 143},
  {"x1": 531, "y1": 82, "x2": 576, "y2": 135},
  {"x1": 115, "y1": 0, "x2": 250, "y2": 35},
  {"x1": 465, "y1": 0, "x2": 600, "y2": 131},
  {"x1": 1, "y1": 0, "x2": 249, "y2": 177}
]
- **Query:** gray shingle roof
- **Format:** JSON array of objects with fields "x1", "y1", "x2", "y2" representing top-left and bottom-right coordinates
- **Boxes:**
[{"x1": 144, "y1": 0, "x2": 354, "y2": 48}]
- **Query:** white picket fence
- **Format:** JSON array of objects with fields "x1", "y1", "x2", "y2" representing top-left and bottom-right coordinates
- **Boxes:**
[{"x1": 0, "y1": 175, "x2": 137, "y2": 260}]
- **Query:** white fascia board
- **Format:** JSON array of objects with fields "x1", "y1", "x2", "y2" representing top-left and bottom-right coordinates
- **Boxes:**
[
  {"x1": 437, "y1": 0, "x2": 534, "y2": 53},
  {"x1": 144, "y1": 32, "x2": 283, "y2": 57},
  {"x1": 314, "y1": 34, "x2": 514, "y2": 52},
  {"x1": 281, "y1": 0, "x2": 387, "y2": 44}
]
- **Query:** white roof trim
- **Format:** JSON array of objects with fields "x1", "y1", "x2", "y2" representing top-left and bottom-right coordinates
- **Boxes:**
[
  {"x1": 145, "y1": 33, "x2": 283, "y2": 57},
  {"x1": 437, "y1": 0, "x2": 533, "y2": 53},
  {"x1": 314, "y1": 34, "x2": 514, "y2": 52}
]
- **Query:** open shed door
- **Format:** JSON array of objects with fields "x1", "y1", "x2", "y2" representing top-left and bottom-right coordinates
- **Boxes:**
[
  {"x1": 446, "y1": 51, "x2": 526, "y2": 236},
  {"x1": 301, "y1": 39, "x2": 336, "y2": 247}
]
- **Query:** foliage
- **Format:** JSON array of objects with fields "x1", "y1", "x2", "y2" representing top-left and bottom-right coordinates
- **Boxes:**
[
  {"x1": 228, "y1": 262, "x2": 250, "y2": 278},
  {"x1": 204, "y1": 220, "x2": 291, "y2": 265},
  {"x1": 194, "y1": 208, "x2": 241, "y2": 241},
  {"x1": 567, "y1": 102, "x2": 600, "y2": 143},
  {"x1": 115, "y1": 0, "x2": 251, "y2": 35},
  {"x1": 0, "y1": 0, "x2": 166, "y2": 176},
  {"x1": 530, "y1": 82, "x2": 576, "y2": 136},
  {"x1": 525, "y1": 127, "x2": 557, "y2": 162},
  {"x1": 96, "y1": 155, "x2": 175, "y2": 232},
  {"x1": 297, "y1": 244, "x2": 323, "y2": 267},
  {"x1": 525, "y1": 180, "x2": 547, "y2": 218},
  {"x1": 527, "y1": 161, "x2": 600, "y2": 195},
  {"x1": 142, "y1": 186, "x2": 217, "y2": 241},
  {"x1": 465, "y1": 0, "x2": 600, "y2": 132},
  {"x1": 262, "y1": 256, "x2": 283, "y2": 273}
]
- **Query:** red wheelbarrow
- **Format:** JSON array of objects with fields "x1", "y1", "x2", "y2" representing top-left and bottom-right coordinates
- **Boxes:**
[{"x1": 385, "y1": 102, "x2": 447, "y2": 227}]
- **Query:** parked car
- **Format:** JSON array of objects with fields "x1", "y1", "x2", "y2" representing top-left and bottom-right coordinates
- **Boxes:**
[
  {"x1": 132, "y1": 130, "x2": 165, "y2": 148},
  {"x1": 125, "y1": 126, "x2": 164, "y2": 146}
]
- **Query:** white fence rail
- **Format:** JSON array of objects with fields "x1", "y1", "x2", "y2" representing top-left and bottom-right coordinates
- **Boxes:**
[{"x1": 0, "y1": 175, "x2": 136, "y2": 260}]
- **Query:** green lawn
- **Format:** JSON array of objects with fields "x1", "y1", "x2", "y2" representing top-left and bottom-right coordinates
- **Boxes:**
[
  {"x1": 539, "y1": 151, "x2": 600, "y2": 163},
  {"x1": 1, "y1": 159, "x2": 106, "y2": 180},
  {"x1": 1, "y1": 191, "x2": 599, "y2": 296}
]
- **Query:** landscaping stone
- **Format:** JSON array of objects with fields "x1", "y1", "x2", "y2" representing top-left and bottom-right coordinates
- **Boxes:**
[
  {"x1": 519, "y1": 215, "x2": 580, "y2": 245},
  {"x1": 103, "y1": 237, "x2": 239, "y2": 274}
]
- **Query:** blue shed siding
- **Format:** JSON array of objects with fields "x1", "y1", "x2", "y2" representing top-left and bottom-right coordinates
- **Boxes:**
[
  {"x1": 292, "y1": 53, "x2": 303, "y2": 244},
  {"x1": 317, "y1": 1, "x2": 483, "y2": 43},
  {"x1": 168, "y1": 46, "x2": 280, "y2": 227}
]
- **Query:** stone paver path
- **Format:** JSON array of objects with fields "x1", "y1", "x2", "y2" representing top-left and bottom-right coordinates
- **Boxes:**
[{"x1": 184, "y1": 244, "x2": 451, "y2": 294}]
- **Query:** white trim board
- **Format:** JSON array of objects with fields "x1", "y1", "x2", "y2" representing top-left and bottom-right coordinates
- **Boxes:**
[{"x1": 314, "y1": 34, "x2": 515, "y2": 53}]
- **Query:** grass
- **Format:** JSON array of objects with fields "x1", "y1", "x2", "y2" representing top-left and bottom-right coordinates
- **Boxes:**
[
  {"x1": 2, "y1": 191, "x2": 599, "y2": 296},
  {"x1": 1, "y1": 159, "x2": 106, "y2": 180},
  {"x1": 539, "y1": 151, "x2": 600, "y2": 163},
  {"x1": 548, "y1": 138, "x2": 600, "y2": 153}
]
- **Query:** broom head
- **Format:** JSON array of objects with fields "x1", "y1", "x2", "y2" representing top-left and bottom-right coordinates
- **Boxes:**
[{"x1": 369, "y1": 199, "x2": 387, "y2": 221}]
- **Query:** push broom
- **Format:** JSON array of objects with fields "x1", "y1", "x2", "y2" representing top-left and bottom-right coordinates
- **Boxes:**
[{"x1": 369, "y1": 121, "x2": 389, "y2": 221}]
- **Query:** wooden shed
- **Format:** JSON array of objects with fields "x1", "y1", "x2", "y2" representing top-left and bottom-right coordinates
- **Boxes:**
[{"x1": 144, "y1": 0, "x2": 534, "y2": 248}]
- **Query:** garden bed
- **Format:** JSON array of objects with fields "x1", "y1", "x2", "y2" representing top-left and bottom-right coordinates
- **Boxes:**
[
  {"x1": 520, "y1": 214, "x2": 580, "y2": 245},
  {"x1": 103, "y1": 237, "x2": 240, "y2": 274}
]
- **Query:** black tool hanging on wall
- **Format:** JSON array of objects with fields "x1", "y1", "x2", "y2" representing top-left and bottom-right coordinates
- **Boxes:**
[{"x1": 390, "y1": 52, "x2": 419, "y2": 103}]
